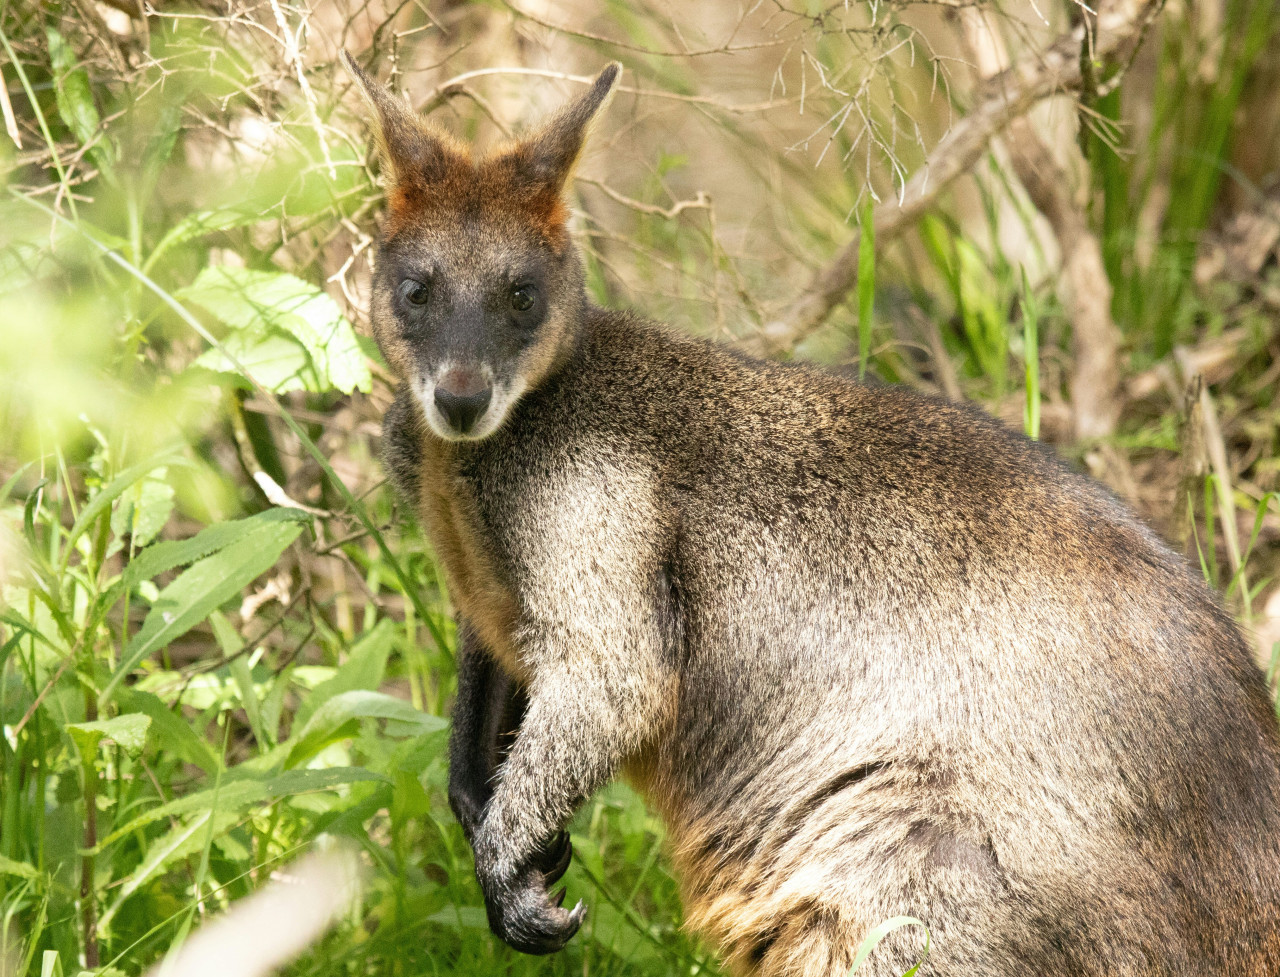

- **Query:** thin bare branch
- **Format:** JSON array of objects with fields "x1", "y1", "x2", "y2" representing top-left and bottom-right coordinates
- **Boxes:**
[
  {"x1": 959, "y1": 5, "x2": 1123, "y2": 439},
  {"x1": 745, "y1": 0, "x2": 1162, "y2": 356},
  {"x1": 268, "y1": 0, "x2": 336, "y2": 180},
  {"x1": 578, "y1": 178, "x2": 711, "y2": 220}
]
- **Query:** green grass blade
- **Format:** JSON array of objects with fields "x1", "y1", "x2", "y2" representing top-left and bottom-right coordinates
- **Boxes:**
[
  {"x1": 848, "y1": 915, "x2": 930, "y2": 975},
  {"x1": 103, "y1": 518, "x2": 303, "y2": 702},
  {"x1": 61, "y1": 454, "x2": 184, "y2": 573},
  {"x1": 1020, "y1": 267, "x2": 1040, "y2": 440},
  {"x1": 284, "y1": 690, "x2": 446, "y2": 770}
]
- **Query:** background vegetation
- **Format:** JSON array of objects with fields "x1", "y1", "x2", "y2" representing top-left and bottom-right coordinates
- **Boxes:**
[{"x1": 1, "y1": 0, "x2": 1279, "y2": 974}]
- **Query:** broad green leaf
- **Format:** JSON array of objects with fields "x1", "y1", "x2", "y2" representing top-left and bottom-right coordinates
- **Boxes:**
[
  {"x1": 285, "y1": 691, "x2": 447, "y2": 769},
  {"x1": 113, "y1": 688, "x2": 220, "y2": 773},
  {"x1": 294, "y1": 619, "x2": 395, "y2": 729},
  {"x1": 195, "y1": 330, "x2": 313, "y2": 394},
  {"x1": 103, "y1": 517, "x2": 303, "y2": 702},
  {"x1": 310, "y1": 780, "x2": 392, "y2": 839},
  {"x1": 264, "y1": 766, "x2": 391, "y2": 795},
  {"x1": 97, "y1": 809, "x2": 238, "y2": 934},
  {"x1": 181, "y1": 267, "x2": 371, "y2": 394},
  {"x1": 45, "y1": 28, "x2": 113, "y2": 175},
  {"x1": 110, "y1": 467, "x2": 174, "y2": 547},
  {"x1": 390, "y1": 769, "x2": 431, "y2": 827},
  {"x1": 116, "y1": 507, "x2": 309, "y2": 600},
  {"x1": 97, "y1": 766, "x2": 387, "y2": 850},
  {"x1": 64, "y1": 453, "x2": 183, "y2": 562},
  {"x1": 0, "y1": 855, "x2": 40, "y2": 881},
  {"x1": 89, "y1": 508, "x2": 309, "y2": 653},
  {"x1": 67, "y1": 713, "x2": 151, "y2": 758},
  {"x1": 147, "y1": 207, "x2": 274, "y2": 271}
]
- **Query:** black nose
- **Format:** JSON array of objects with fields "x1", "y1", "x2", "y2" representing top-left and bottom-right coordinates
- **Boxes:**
[{"x1": 434, "y1": 385, "x2": 492, "y2": 433}]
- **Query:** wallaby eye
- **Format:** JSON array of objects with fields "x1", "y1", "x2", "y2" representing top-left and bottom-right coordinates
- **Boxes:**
[
  {"x1": 400, "y1": 279, "x2": 430, "y2": 306},
  {"x1": 510, "y1": 284, "x2": 536, "y2": 313}
]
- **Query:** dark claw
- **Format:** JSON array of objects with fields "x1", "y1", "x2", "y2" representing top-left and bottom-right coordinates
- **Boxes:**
[
  {"x1": 533, "y1": 830, "x2": 573, "y2": 886},
  {"x1": 551, "y1": 887, "x2": 566, "y2": 908}
]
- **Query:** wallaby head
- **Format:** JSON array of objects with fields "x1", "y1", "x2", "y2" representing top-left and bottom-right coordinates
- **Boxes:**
[{"x1": 343, "y1": 54, "x2": 620, "y2": 440}]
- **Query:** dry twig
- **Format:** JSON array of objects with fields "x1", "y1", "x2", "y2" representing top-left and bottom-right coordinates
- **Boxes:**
[
  {"x1": 503, "y1": 1, "x2": 785, "y2": 58},
  {"x1": 959, "y1": 5, "x2": 1123, "y2": 440},
  {"x1": 416, "y1": 67, "x2": 794, "y2": 116},
  {"x1": 268, "y1": 0, "x2": 337, "y2": 180},
  {"x1": 578, "y1": 177, "x2": 711, "y2": 220},
  {"x1": 745, "y1": 0, "x2": 1162, "y2": 356},
  {"x1": 1177, "y1": 352, "x2": 1246, "y2": 601}
]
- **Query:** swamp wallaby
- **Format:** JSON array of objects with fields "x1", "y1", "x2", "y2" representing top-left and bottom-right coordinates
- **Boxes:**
[{"x1": 344, "y1": 55, "x2": 1280, "y2": 976}]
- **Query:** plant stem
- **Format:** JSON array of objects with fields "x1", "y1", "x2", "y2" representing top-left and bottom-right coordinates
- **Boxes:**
[{"x1": 81, "y1": 685, "x2": 99, "y2": 969}]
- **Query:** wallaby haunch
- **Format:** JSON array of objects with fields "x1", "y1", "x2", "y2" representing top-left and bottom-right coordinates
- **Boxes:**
[{"x1": 344, "y1": 55, "x2": 1280, "y2": 976}]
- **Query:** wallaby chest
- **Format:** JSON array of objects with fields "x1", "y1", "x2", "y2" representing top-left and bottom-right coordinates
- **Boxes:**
[{"x1": 401, "y1": 420, "x2": 529, "y2": 684}]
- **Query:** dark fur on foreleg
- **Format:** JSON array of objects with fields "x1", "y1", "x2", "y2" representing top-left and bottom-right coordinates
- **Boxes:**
[
  {"x1": 447, "y1": 625, "x2": 575, "y2": 952},
  {"x1": 473, "y1": 649, "x2": 674, "y2": 955},
  {"x1": 446, "y1": 624, "x2": 521, "y2": 841}
]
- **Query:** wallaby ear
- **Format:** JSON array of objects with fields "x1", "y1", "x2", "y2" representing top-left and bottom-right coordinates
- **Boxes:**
[
  {"x1": 341, "y1": 51, "x2": 463, "y2": 187},
  {"x1": 507, "y1": 62, "x2": 622, "y2": 192}
]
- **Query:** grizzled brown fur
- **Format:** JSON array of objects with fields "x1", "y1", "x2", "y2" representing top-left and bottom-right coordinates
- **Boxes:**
[{"x1": 346, "y1": 54, "x2": 1280, "y2": 975}]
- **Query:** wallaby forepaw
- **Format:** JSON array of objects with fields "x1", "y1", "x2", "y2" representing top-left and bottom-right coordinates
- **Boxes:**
[{"x1": 482, "y1": 871, "x2": 586, "y2": 955}]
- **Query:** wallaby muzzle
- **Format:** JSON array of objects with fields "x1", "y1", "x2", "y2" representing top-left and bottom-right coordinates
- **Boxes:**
[{"x1": 435, "y1": 367, "x2": 493, "y2": 435}]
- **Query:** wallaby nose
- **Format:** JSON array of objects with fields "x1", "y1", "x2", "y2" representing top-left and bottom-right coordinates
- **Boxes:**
[{"x1": 434, "y1": 371, "x2": 492, "y2": 433}]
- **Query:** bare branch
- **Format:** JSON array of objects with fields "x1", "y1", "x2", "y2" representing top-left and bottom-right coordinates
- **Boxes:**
[
  {"x1": 745, "y1": 0, "x2": 1162, "y2": 356},
  {"x1": 1007, "y1": 124, "x2": 1122, "y2": 438},
  {"x1": 578, "y1": 178, "x2": 711, "y2": 220},
  {"x1": 959, "y1": 4, "x2": 1123, "y2": 440},
  {"x1": 268, "y1": 0, "x2": 336, "y2": 180}
]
